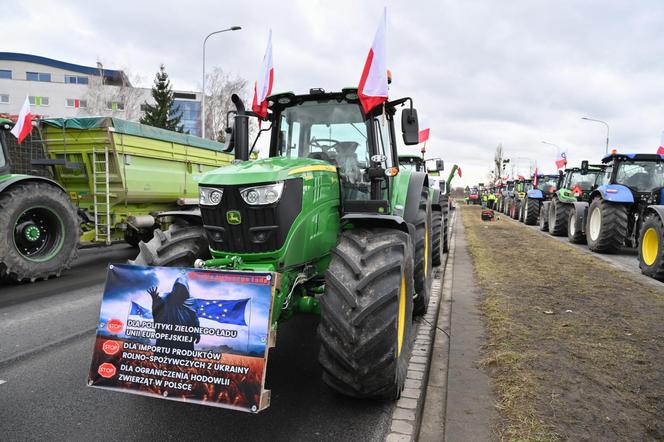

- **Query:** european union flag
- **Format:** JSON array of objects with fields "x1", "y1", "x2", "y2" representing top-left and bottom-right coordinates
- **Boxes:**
[
  {"x1": 129, "y1": 301, "x2": 153, "y2": 319},
  {"x1": 191, "y1": 298, "x2": 249, "y2": 326}
]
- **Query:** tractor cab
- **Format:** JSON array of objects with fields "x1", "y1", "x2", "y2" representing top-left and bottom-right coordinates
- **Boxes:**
[
  {"x1": 535, "y1": 174, "x2": 559, "y2": 195},
  {"x1": 559, "y1": 164, "x2": 606, "y2": 202},
  {"x1": 600, "y1": 153, "x2": 664, "y2": 204}
]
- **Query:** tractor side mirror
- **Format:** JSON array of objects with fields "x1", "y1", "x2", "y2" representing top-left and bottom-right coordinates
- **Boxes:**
[
  {"x1": 436, "y1": 159, "x2": 444, "y2": 171},
  {"x1": 581, "y1": 160, "x2": 589, "y2": 175},
  {"x1": 401, "y1": 108, "x2": 419, "y2": 145}
]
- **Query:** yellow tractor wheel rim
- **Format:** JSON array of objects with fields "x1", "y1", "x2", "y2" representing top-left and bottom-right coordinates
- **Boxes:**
[
  {"x1": 397, "y1": 274, "x2": 406, "y2": 356},
  {"x1": 642, "y1": 227, "x2": 659, "y2": 266},
  {"x1": 424, "y1": 222, "x2": 429, "y2": 278}
]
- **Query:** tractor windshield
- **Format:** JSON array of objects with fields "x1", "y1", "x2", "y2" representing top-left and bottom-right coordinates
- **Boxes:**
[
  {"x1": 616, "y1": 161, "x2": 664, "y2": 192},
  {"x1": 537, "y1": 177, "x2": 558, "y2": 192},
  {"x1": 567, "y1": 171, "x2": 603, "y2": 191},
  {"x1": 399, "y1": 157, "x2": 422, "y2": 172}
]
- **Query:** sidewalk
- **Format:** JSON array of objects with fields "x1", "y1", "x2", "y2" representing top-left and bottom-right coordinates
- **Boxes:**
[{"x1": 418, "y1": 211, "x2": 495, "y2": 441}]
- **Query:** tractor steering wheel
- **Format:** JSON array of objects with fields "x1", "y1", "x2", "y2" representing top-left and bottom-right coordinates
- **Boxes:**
[{"x1": 310, "y1": 138, "x2": 341, "y2": 153}]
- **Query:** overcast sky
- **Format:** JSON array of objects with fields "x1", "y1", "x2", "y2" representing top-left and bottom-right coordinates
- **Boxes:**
[{"x1": 3, "y1": 0, "x2": 664, "y2": 186}]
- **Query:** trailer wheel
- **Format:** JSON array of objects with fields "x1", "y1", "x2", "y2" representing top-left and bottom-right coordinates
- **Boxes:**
[
  {"x1": 586, "y1": 198, "x2": 628, "y2": 253},
  {"x1": 548, "y1": 200, "x2": 569, "y2": 236},
  {"x1": 319, "y1": 227, "x2": 414, "y2": 399},
  {"x1": 524, "y1": 198, "x2": 540, "y2": 225},
  {"x1": 639, "y1": 215, "x2": 664, "y2": 280},
  {"x1": 413, "y1": 191, "x2": 433, "y2": 316},
  {"x1": 539, "y1": 204, "x2": 549, "y2": 231},
  {"x1": 431, "y1": 209, "x2": 442, "y2": 267},
  {"x1": 0, "y1": 181, "x2": 79, "y2": 282},
  {"x1": 129, "y1": 222, "x2": 209, "y2": 267},
  {"x1": 567, "y1": 211, "x2": 585, "y2": 244}
]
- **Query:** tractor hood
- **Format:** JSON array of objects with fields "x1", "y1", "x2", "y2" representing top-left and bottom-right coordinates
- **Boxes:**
[{"x1": 199, "y1": 157, "x2": 337, "y2": 186}]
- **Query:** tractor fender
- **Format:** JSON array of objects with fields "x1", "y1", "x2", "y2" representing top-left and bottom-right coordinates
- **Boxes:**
[
  {"x1": 527, "y1": 189, "x2": 543, "y2": 199},
  {"x1": 403, "y1": 171, "x2": 429, "y2": 224},
  {"x1": 592, "y1": 184, "x2": 634, "y2": 204},
  {"x1": 571, "y1": 201, "x2": 589, "y2": 234},
  {"x1": 341, "y1": 213, "x2": 415, "y2": 238},
  {"x1": 154, "y1": 209, "x2": 203, "y2": 225},
  {"x1": 0, "y1": 174, "x2": 66, "y2": 194},
  {"x1": 644, "y1": 205, "x2": 664, "y2": 223}
]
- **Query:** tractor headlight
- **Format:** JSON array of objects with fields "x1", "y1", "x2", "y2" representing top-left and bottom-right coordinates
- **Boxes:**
[
  {"x1": 240, "y1": 182, "x2": 284, "y2": 205},
  {"x1": 199, "y1": 187, "x2": 223, "y2": 206}
]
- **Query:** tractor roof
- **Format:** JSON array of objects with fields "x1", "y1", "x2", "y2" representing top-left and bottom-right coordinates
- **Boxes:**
[{"x1": 601, "y1": 153, "x2": 664, "y2": 163}]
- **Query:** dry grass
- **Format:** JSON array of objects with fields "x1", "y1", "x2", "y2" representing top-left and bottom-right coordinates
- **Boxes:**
[{"x1": 460, "y1": 205, "x2": 664, "y2": 441}]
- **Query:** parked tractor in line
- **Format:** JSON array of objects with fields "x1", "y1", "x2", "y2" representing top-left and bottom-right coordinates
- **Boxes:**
[
  {"x1": 521, "y1": 174, "x2": 559, "y2": 226},
  {"x1": 132, "y1": 89, "x2": 437, "y2": 399},
  {"x1": 508, "y1": 178, "x2": 532, "y2": 221},
  {"x1": 497, "y1": 180, "x2": 514, "y2": 214}
]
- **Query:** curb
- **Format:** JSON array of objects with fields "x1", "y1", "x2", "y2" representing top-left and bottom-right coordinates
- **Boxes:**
[{"x1": 385, "y1": 208, "x2": 457, "y2": 442}]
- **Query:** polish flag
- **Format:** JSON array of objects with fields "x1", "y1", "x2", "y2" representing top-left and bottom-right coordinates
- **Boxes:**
[
  {"x1": 533, "y1": 168, "x2": 538, "y2": 187},
  {"x1": 418, "y1": 127, "x2": 430, "y2": 143},
  {"x1": 555, "y1": 150, "x2": 567, "y2": 169},
  {"x1": 358, "y1": 8, "x2": 388, "y2": 114},
  {"x1": 11, "y1": 96, "x2": 33, "y2": 144},
  {"x1": 252, "y1": 30, "x2": 274, "y2": 119},
  {"x1": 658, "y1": 132, "x2": 664, "y2": 155},
  {"x1": 457, "y1": 167, "x2": 462, "y2": 178}
]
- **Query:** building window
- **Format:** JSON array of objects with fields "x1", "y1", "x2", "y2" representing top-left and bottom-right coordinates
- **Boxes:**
[
  {"x1": 29, "y1": 96, "x2": 49, "y2": 106},
  {"x1": 27, "y1": 72, "x2": 51, "y2": 82},
  {"x1": 106, "y1": 101, "x2": 125, "y2": 111},
  {"x1": 0, "y1": 70, "x2": 11, "y2": 80},
  {"x1": 65, "y1": 98, "x2": 87, "y2": 108},
  {"x1": 65, "y1": 75, "x2": 89, "y2": 85},
  {"x1": 0, "y1": 94, "x2": 9, "y2": 104}
]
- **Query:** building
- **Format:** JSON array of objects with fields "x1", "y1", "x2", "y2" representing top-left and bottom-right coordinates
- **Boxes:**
[{"x1": 0, "y1": 52, "x2": 202, "y2": 136}]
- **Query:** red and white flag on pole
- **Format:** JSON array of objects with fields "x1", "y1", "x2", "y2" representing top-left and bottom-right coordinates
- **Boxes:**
[
  {"x1": 358, "y1": 8, "x2": 388, "y2": 114},
  {"x1": 11, "y1": 96, "x2": 33, "y2": 144},
  {"x1": 252, "y1": 29, "x2": 274, "y2": 119},
  {"x1": 555, "y1": 150, "x2": 567, "y2": 169},
  {"x1": 657, "y1": 132, "x2": 664, "y2": 155},
  {"x1": 457, "y1": 167, "x2": 462, "y2": 178},
  {"x1": 418, "y1": 127, "x2": 430, "y2": 143},
  {"x1": 533, "y1": 167, "x2": 539, "y2": 187}
]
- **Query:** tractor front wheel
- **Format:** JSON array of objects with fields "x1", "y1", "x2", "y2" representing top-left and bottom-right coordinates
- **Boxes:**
[
  {"x1": 413, "y1": 192, "x2": 433, "y2": 316},
  {"x1": 548, "y1": 200, "x2": 569, "y2": 236},
  {"x1": 567, "y1": 210, "x2": 585, "y2": 243},
  {"x1": 441, "y1": 194, "x2": 450, "y2": 254},
  {"x1": 431, "y1": 209, "x2": 442, "y2": 267},
  {"x1": 524, "y1": 198, "x2": 540, "y2": 225},
  {"x1": 319, "y1": 227, "x2": 414, "y2": 399},
  {"x1": 129, "y1": 222, "x2": 210, "y2": 267},
  {"x1": 639, "y1": 215, "x2": 664, "y2": 280},
  {"x1": 586, "y1": 198, "x2": 628, "y2": 253},
  {"x1": 539, "y1": 204, "x2": 550, "y2": 231}
]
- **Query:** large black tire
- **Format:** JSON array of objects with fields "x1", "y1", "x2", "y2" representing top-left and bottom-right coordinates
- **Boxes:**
[
  {"x1": 129, "y1": 222, "x2": 210, "y2": 267},
  {"x1": 639, "y1": 214, "x2": 664, "y2": 280},
  {"x1": 318, "y1": 227, "x2": 414, "y2": 399},
  {"x1": 586, "y1": 198, "x2": 628, "y2": 253},
  {"x1": 0, "y1": 181, "x2": 79, "y2": 282},
  {"x1": 413, "y1": 191, "x2": 433, "y2": 316},
  {"x1": 524, "y1": 198, "x2": 540, "y2": 225},
  {"x1": 518, "y1": 200, "x2": 526, "y2": 222},
  {"x1": 124, "y1": 227, "x2": 156, "y2": 248},
  {"x1": 441, "y1": 194, "x2": 450, "y2": 254},
  {"x1": 548, "y1": 200, "x2": 569, "y2": 236},
  {"x1": 539, "y1": 203, "x2": 550, "y2": 231},
  {"x1": 510, "y1": 201, "x2": 520, "y2": 220},
  {"x1": 431, "y1": 210, "x2": 442, "y2": 267},
  {"x1": 567, "y1": 210, "x2": 585, "y2": 244}
]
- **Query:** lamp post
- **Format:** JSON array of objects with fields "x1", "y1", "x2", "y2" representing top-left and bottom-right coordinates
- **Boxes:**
[
  {"x1": 581, "y1": 117, "x2": 610, "y2": 155},
  {"x1": 202, "y1": 26, "x2": 242, "y2": 139}
]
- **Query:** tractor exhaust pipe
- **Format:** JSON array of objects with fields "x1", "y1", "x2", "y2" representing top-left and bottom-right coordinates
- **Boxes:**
[{"x1": 231, "y1": 94, "x2": 249, "y2": 162}]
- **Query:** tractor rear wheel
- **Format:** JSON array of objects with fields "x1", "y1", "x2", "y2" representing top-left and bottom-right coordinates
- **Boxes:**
[
  {"x1": 639, "y1": 215, "x2": 664, "y2": 280},
  {"x1": 413, "y1": 192, "x2": 433, "y2": 316},
  {"x1": 129, "y1": 222, "x2": 210, "y2": 267},
  {"x1": 567, "y1": 210, "x2": 585, "y2": 243},
  {"x1": 548, "y1": 200, "x2": 569, "y2": 236},
  {"x1": 586, "y1": 198, "x2": 628, "y2": 253},
  {"x1": 524, "y1": 198, "x2": 540, "y2": 225},
  {"x1": 0, "y1": 181, "x2": 79, "y2": 282},
  {"x1": 319, "y1": 227, "x2": 414, "y2": 399},
  {"x1": 431, "y1": 209, "x2": 442, "y2": 267},
  {"x1": 539, "y1": 204, "x2": 549, "y2": 231}
]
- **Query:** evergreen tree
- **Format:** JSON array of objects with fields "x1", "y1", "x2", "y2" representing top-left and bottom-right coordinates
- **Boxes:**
[{"x1": 140, "y1": 64, "x2": 184, "y2": 132}]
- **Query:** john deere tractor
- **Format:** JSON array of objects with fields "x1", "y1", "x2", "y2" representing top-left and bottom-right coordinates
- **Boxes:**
[
  {"x1": 132, "y1": 89, "x2": 435, "y2": 398},
  {"x1": 543, "y1": 162, "x2": 606, "y2": 242},
  {"x1": 522, "y1": 174, "x2": 559, "y2": 226}
]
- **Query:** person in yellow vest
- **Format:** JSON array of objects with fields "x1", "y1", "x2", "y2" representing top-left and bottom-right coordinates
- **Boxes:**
[
  {"x1": 481, "y1": 193, "x2": 488, "y2": 209},
  {"x1": 487, "y1": 192, "x2": 497, "y2": 210}
]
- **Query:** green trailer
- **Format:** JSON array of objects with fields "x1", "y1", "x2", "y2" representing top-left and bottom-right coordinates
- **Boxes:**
[{"x1": 0, "y1": 117, "x2": 232, "y2": 282}]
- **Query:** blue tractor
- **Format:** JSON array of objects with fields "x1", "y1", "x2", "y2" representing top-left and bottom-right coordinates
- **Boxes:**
[
  {"x1": 522, "y1": 173, "x2": 559, "y2": 226},
  {"x1": 579, "y1": 153, "x2": 664, "y2": 279}
]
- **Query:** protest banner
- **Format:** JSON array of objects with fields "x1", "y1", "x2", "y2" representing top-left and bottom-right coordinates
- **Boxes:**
[{"x1": 88, "y1": 264, "x2": 276, "y2": 413}]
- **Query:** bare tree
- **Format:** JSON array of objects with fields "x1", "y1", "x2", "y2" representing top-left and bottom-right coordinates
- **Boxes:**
[
  {"x1": 204, "y1": 67, "x2": 249, "y2": 142},
  {"x1": 83, "y1": 68, "x2": 145, "y2": 121}
]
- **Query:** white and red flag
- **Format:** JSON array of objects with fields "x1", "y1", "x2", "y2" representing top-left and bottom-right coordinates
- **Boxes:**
[
  {"x1": 457, "y1": 167, "x2": 463, "y2": 178},
  {"x1": 533, "y1": 167, "x2": 539, "y2": 187},
  {"x1": 252, "y1": 29, "x2": 274, "y2": 119},
  {"x1": 555, "y1": 150, "x2": 567, "y2": 169},
  {"x1": 11, "y1": 96, "x2": 33, "y2": 143},
  {"x1": 657, "y1": 132, "x2": 664, "y2": 155},
  {"x1": 358, "y1": 8, "x2": 388, "y2": 114},
  {"x1": 418, "y1": 127, "x2": 430, "y2": 144}
]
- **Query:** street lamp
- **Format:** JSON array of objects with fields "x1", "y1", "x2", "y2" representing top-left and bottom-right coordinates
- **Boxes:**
[
  {"x1": 581, "y1": 117, "x2": 610, "y2": 155},
  {"x1": 202, "y1": 26, "x2": 242, "y2": 139},
  {"x1": 541, "y1": 140, "x2": 560, "y2": 150}
]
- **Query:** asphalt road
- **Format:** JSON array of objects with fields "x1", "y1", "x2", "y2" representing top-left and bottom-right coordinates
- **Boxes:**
[{"x1": 0, "y1": 244, "x2": 395, "y2": 442}]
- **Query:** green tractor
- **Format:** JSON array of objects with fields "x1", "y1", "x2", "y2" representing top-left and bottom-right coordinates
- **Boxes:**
[
  {"x1": 508, "y1": 178, "x2": 532, "y2": 220},
  {"x1": 521, "y1": 173, "x2": 559, "y2": 226},
  {"x1": 398, "y1": 154, "x2": 448, "y2": 264},
  {"x1": 132, "y1": 89, "x2": 436, "y2": 398}
]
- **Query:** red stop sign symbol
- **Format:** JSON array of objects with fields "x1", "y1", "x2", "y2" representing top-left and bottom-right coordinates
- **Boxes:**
[
  {"x1": 102, "y1": 340, "x2": 121, "y2": 355},
  {"x1": 107, "y1": 319, "x2": 124, "y2": 334},
  {"x1": 98, "y1": 363, "x2": 116, "y2": 379}
]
